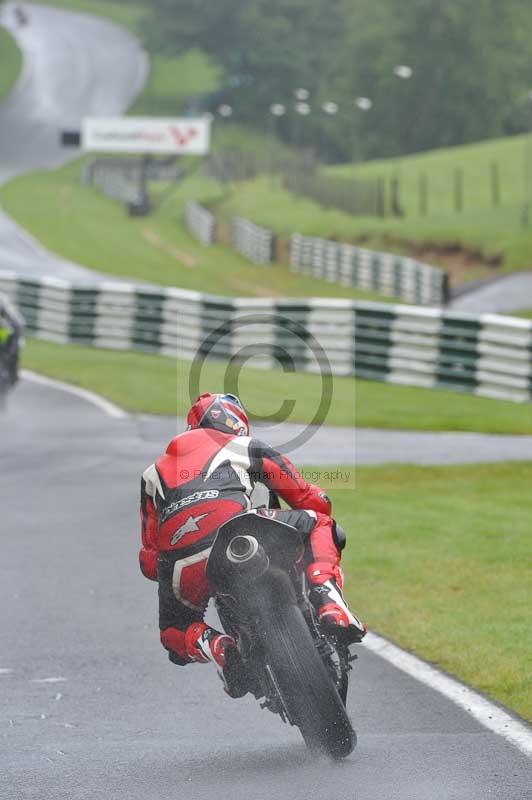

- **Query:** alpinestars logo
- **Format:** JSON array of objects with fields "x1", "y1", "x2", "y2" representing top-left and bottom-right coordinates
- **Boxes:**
[
  {"x1": 170, "y1": 513, "x2": 210, "y2": 546},
  {"x1": 159, "y1": 489, "x2": 219, "y2": 524}
]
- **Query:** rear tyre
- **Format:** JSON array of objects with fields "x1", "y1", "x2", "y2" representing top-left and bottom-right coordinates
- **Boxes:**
[
  {"x1": 260, "y1": 603, "x2": 355, "y2": 759},
  {"x1": 0, "y1": 367, "x2": 9, "y2": 411}
]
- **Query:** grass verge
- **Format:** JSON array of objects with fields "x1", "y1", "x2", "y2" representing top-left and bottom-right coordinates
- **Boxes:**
[
  {"x1": 326, "y1": 462, "x2": 532, "y2": 721},
  {"x1": 210, "y1": 169, "x2": 532, "y2": 282},
  {"x1": 29, "y1": 0, "x2": 146, "y2": 30},
  {"x1": 129, "y1": 49, "x2": 220, "y2": 116},
  {"x1": 513, "y1": 309, "x2": 532, "y2": 320},
  {"x1": 0, "y1": 162, "x2": 392, "y2": 301},
  {"x1": 327, "y1": 133, "x2": 532, "y2": 274},
  {"x1": 0, "y1": 26, "x2": 22, "y2": 103},
  {"x1": 22, "y1": 338, "x2": 532, "y2": 433},
  {"x1": 27, "y1": 2, "x2": 532, "y2": 280}
]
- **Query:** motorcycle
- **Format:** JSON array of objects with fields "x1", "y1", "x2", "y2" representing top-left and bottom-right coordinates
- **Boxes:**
[
  {"x1": 0, "y1": 361, "x2": 10, "y2": 409},
  {"x1": 205, "y1": 510, "x2": 357, "y2": 759},
  {"x1": 14, "y1": 6, "x2": 29, "y2": 27},
  {"x1": 0, "y1": 343, "x2": 19, "y2": 410}
]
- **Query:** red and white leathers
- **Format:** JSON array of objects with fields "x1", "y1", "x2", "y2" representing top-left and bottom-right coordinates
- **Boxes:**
[{"x1": 139, "y1": 427, "x2": 359, "y2": 667}]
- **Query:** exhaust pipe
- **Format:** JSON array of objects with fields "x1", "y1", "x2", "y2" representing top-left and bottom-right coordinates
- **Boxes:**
[
  {"x1": 226, "y1": 535, "x2": 269, "y2": 578},
  {"x1": 227, "y1": 535, "x2": 259, "y2": 563}
]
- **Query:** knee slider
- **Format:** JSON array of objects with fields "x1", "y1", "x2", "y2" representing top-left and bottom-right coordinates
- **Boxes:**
[{"x1": 332, "y1": 521, "x2": 346, "y2": 552}]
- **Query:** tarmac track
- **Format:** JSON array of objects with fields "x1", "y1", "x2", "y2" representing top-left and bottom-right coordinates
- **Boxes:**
[
  {"x1": 1, "y1": 379, "x2": 531, "y2": 800},
  {"x1": 450, "y1": 272, "x2": 532, "y2": 314},
  {"x1": 0, "y1": 5, "x2": 531, "y2": 798}
]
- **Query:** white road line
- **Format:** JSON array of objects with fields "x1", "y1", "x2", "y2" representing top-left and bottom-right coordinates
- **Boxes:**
[
  {"x1": 30, "y1": 677, "x2": 67, "y2": 684},
  {"x1": 363, "y1": 632, "x2": 532, "y2": 758},
  {"x1": 21, "y1": 370, "x2": 128, "y2": 419},
  {"x1": 0, "y1": 668, "x2": 13, "y2": 675}
]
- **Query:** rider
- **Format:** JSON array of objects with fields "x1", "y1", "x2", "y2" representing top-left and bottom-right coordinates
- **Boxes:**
[
  {"x1": 0, "y1": 294, "x2": 23, "y2": 387},
  {"x1": 139, "y1": 393, "x2": 366, "y2": 694}
]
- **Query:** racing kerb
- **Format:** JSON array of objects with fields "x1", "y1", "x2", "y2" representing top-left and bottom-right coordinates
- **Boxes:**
[{"x1": 1, "y1": 270, "x2": 531, "y2": 403}]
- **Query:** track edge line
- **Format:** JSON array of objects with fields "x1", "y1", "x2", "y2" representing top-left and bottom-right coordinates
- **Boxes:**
[
  {"x1": 362, "y1": 631, "x2": 532, "y2": 758},
  {"x1": 21, "y1": 369, "x2": 128, "y2": 419}
]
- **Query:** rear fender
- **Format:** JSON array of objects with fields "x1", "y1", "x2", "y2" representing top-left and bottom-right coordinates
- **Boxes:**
[{"x1": 206, "y1": 512, "x2": 304, "y2": 595}]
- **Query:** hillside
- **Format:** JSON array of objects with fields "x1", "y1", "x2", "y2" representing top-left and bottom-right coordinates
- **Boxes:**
[{"x1": 0, "y1": 25, "x2": 22, "y2": 103}]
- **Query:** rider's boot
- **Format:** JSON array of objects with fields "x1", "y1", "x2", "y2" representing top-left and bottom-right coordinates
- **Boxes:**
[
  {"x1": 185, "y1": 622, "x2": 250, "y2": 698},
  {"x1": 307, "y1": 562, "x2": 367, "y2": 643}
]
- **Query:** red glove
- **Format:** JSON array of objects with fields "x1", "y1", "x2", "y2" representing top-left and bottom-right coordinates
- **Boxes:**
[{"x1": 139, "y1": 547, "x2": 158, "y2": 581}]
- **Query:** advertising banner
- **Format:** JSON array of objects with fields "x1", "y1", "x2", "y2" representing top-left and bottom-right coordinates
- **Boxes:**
[{"x1": 82, "y1": 117, "x2": 211, "y2": 154}]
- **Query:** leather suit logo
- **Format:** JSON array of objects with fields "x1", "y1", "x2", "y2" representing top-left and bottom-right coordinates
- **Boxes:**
[{"x1": 170, "y1": 513, "x2": 210, "y2": 546}]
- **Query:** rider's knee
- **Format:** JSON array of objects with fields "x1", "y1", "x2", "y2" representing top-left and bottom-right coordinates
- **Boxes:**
[{"x1": 332, "y1": 521, "x2": 346, "y2": 552}]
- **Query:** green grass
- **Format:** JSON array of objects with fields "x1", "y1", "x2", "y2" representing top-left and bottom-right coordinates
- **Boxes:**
[
  {"x1": 130, "y1": 49, "x2": 221, "y2": 116},
  {"x1": 0, "y1": 160, "x2": 392, "y2": 301},
  {"x1": 30, "y1": 0, "x2": 147, "y2": 30},
  {"x1": 326, "y1": 134, "x2": 532, "y2": 273},
  {"x1": 0, "y1": 26, "x2": 22, "y2": 103},
  {"x1": 27, "y1": 1, "x2": 532, "y2": 280},
  {"x1": 513, "y1": 309, "x2": 532, "y2": 320},
  {"x1": 332, "y1": 134, "x2": 529, "y2": 219},
  {"x1": 206, "y1": 135, "x2": 532, "y2": 282},
  {"x1": 213, "y1": 175, "x2": 363, "y2": 237},
  {"x1": 328, "y1": 462, "x2": 532, "y2": 720},
  {"x1": 22, "y1": 338, "x2": 532, "y2": 433},
  {"x1": 210, "y1": 166, "x2": 532, "y2": 281}
]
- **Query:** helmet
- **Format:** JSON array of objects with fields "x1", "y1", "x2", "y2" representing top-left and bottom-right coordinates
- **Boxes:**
[{"x1": 186, "y1": 393, "x2": 250, "y2": 437}]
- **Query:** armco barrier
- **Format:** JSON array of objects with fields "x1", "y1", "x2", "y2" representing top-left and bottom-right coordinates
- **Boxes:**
[
  {"x1": 83, "y1": 158, "x2": 183, "y2": 205},
  {"x1": 232, "y1": 217, "x2": 275, "y2": 265},
  {"x1": 185, "y1": 200, "x2": 216, "y2": 246},
  {"x1": 2, "y1": 270, "x2": 530, "y2": 403},
  {"x1": 82, "y1": 161, "x2": 142, "y2": 206},
  {"x1": 291, "y1": 234, "x2": 450, "y2": 306}
]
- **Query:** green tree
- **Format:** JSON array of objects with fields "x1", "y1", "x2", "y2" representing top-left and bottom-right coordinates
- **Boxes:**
[
  {"x1": 146, "y1": 0, "x2": 346, "y2": 145},
  {"x1": 144, "y1": 0, "x2": 532, "y2": 161},
  {"x1": 339, "y1": 0, "x2": 532, "y2": 157}
]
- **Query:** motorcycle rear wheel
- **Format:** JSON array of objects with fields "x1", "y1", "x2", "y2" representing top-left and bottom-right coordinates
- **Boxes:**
[{"x1": 261, "y1": 603, "x2": 356, "y2": 759}]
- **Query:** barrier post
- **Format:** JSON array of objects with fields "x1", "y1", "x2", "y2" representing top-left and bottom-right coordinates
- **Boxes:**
[
  {"x1": 419, "y1": 172, "x2": 428, "y2": 217},
  {"x1": 454, "y1": 167, "x2": 463, "y2": 213},
  {"x1": 490, "y1": 161, "x2": 500, "y2": 208}
]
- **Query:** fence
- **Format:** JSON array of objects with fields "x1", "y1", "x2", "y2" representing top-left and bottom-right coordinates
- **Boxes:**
[
  {"x1": 283, "y1": 171, "x2": 397, "y2": 218},
  {"x1": 204, "y1": 151, "x2": 315, "y2": 184},
  {"x1": 185, "y1": 201, "x2": 216, "y2": 245},
  {"x1": 290, "y1": 234, "x2": 450, "y2": 306},
  {"x1": 82, "y1": 161, "x2": 450, "y2": 301},
  {"x1": 184, "y1": 206, "x2": 276, "y2": 264},
  {"x1": 83, "y1": 157, "x2": 183, "y2": 207},
  {"x1": 1, "y1": 270, "x2": 530, "y2": 403},
  {"x1": 82, "y1": 160, "x2": 142, "y2": 205},
  {"x1": 231, "y1": 218, "x2": 276, "y2": 265}
]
